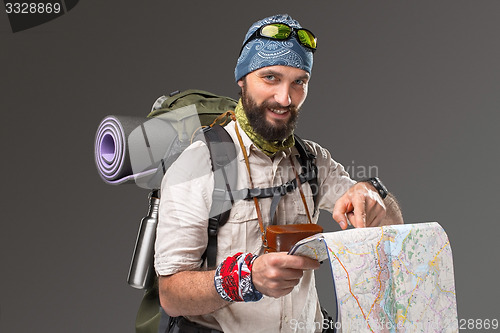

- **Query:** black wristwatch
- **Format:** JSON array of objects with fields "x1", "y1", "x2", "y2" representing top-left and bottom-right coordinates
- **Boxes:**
[{"x1": 361, "y1": 177, "x2": 388, "y2": 199}]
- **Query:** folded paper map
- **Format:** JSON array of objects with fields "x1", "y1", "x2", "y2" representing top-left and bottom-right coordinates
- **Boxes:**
[{"x1": 289, "y1": 222, "x2": 458, "y2": 332}]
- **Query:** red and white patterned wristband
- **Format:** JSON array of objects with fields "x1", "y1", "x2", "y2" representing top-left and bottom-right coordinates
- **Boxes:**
[{"x1": 214, "y1": 252, "x2": 263, "y2": 302}]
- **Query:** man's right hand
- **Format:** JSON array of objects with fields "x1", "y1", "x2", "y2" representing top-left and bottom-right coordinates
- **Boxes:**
[{"x1": 251, "y1": 252, "x2": 320, "y2": 298}]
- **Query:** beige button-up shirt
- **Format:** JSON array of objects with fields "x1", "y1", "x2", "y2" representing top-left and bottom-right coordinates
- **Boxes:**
[{"x1": 155, "y1": 120, "x2": 355, "y2": 333}]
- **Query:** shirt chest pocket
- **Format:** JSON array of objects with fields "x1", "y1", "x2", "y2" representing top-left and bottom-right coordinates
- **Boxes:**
[
  {"x1": 288, "y1": 183, "x2": 318, "y2": 224},
  {"x1": 216, "y1": 200, "x2": 263, "y2": 259}
]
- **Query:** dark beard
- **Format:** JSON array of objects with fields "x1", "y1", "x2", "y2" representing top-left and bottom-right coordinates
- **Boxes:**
[{"x1": 241, "y1": 87, "x2": 299, "y2": 141}]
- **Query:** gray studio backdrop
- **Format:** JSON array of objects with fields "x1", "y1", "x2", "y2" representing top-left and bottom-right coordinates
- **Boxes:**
[{"x1": 2, "y1": 1, "x2": 499, "y2": 332}]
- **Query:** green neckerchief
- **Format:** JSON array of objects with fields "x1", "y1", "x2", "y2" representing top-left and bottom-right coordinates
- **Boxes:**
[{"x1": 235, "y1": 99, "x2": 295, "y2": 157}]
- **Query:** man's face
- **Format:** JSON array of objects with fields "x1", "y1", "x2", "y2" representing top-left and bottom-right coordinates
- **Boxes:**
[{"x1": 238, "y1": 65, "x2": 309, "y2": 141}]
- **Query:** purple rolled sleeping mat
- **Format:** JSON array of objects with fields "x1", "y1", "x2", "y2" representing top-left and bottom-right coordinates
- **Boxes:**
[{"x1": 94, "y1": 115, "x2": 179, "y2": 189}]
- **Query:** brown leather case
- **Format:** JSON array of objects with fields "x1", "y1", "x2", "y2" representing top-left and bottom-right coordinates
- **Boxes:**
[{"x1": 266, "y1": 224, "x2": 323, "y2": 253}]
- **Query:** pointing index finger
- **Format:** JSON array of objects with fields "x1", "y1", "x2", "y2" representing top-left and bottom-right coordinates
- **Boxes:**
[
  {"x1": 332, "y1": 197, "x2": 351, "y2": 230},
  {"x1": 350, "y1": 192, "x2": 367, "y2": 228}
]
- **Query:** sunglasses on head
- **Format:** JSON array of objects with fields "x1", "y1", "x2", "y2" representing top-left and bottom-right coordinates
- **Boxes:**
[{"x1": 240, "y1": 23, "x2": 317, "y2": 55}]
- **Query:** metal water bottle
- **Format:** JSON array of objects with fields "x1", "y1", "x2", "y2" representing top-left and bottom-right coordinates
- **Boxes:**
[{"x1": 127, "y1": 190, "x2": 160, "y2": 289}]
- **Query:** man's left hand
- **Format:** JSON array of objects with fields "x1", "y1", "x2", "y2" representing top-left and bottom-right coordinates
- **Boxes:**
[{"x1": 332, "y1": 182, "x2": 386, "y2": 229}]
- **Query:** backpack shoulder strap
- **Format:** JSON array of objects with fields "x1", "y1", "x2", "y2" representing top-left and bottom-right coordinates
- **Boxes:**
[
  {"x1": 201, "y1": 124, "x2": 237, "y2": 268},
  {"x1": 293, "y1": 135, "x2": 319, "y2": 216}
]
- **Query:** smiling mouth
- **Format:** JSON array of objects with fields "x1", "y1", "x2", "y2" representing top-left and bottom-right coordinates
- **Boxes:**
[{"x1": 270, "y1": 108, "x2": 289, "y2": 115}]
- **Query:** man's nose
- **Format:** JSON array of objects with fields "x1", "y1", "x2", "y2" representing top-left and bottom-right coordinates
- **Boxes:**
[{"x1": 274, "y1": 84, "x2": 292, "y2": 107}]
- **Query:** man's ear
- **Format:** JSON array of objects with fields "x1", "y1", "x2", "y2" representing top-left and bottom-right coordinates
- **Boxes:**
[{"x1": 237, "y1": 79, "x2": 244, "y2": 88}]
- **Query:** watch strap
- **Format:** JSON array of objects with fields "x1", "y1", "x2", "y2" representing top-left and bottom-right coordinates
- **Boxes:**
[{"x1": 361, "y1": 177, "x2": 388, "y2": 199}]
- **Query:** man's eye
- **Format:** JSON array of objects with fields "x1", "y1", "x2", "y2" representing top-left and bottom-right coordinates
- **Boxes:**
[{"x1": 265, "y1": 75, "x2": 276, "y2": 81}]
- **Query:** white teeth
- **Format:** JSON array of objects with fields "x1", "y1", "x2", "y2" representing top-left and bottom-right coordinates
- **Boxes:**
[{"x1": 271, "y1": 109, "x2": 287, "y2": 115}]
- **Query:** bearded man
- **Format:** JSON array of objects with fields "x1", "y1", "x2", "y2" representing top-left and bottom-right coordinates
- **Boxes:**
[{"x1": 154, "y1": 14, "x2": 403, "y2": 333}]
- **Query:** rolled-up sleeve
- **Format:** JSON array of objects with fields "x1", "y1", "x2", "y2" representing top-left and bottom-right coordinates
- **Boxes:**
[{"x1": 154, "y1": 141, "x2": 214, "y2": 276}]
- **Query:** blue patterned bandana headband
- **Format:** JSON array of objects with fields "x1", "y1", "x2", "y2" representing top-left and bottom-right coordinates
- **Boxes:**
[{"x1": 234, "y1": 14, "x2": 314, "y2": 82}]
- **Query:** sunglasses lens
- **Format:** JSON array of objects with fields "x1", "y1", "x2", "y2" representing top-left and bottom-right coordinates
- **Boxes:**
[
  {"x1": 260, "y1": 23, "x2": 291, "y2": 39},
  {"x1": 297, "y1": 29, "x2": 317, "y2": 49}
]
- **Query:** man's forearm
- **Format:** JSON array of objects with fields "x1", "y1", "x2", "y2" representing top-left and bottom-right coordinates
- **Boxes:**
[
  {"x1": 159, "y1": 270, "x2": 229, "y2": 317},
  {"x1": 381, "y1": 193, "x2": 404, "y2": 226}
]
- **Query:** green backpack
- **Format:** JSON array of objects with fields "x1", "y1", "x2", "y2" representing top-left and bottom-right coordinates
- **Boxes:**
[{"x1": 133, "y1": 89, "x2": 238, "y2": 190}]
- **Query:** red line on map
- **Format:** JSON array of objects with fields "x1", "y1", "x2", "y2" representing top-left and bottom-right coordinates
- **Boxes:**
[{"x1": 330, "y1": 249, "x2": 375, "y2": 332}]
